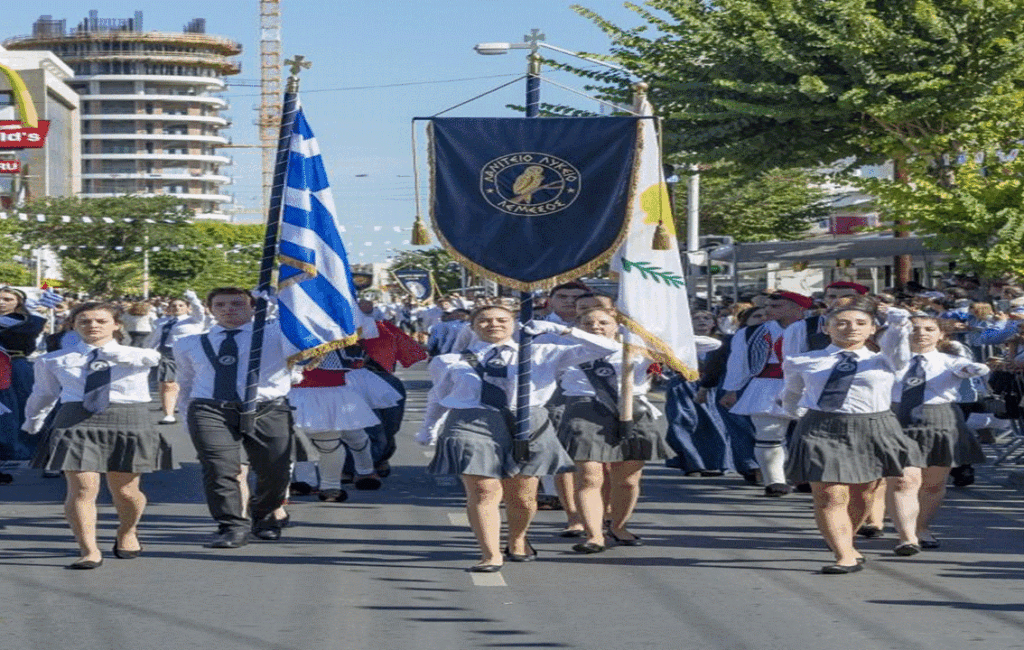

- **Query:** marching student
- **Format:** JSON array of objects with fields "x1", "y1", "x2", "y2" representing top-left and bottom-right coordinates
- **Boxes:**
[
  {"x1": 781, "y1": 297, "x2": 922, "y2": 574},
  {"x1": 25, "y1": 302, "x2": 172, "y2": 569},
  {"x1": 0, "y1": 286, "x2": 46, "y2": 472},
  {"x1": 174, "y1": 287, "x2": 295, "y2": 549},
  {"x1": 886, "y1": 314, "x2": 989, "y2": 554},
  {"x1": 145, "y1": 290, "x2": 206, "y2": 424},
  {"x1": 720, "y1": 291, "x2": 811, "y2": 496},
  {"x1": 416, "y1": 304, "x2": 618, "y2": 572},
  {"x1": 557, "y1": 307, "x2": 672, "y2": 554}
]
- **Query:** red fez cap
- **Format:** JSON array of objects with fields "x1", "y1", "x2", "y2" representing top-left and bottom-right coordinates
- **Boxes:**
[
  {"x1": 771, "y1": 291, "x2": 814, "y2": 309},
  {"x1": 826, "y1": 281, "x2": 869, "y2": 295}
]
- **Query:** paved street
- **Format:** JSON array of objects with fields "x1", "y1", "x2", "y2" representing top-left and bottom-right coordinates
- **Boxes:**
[{"x1": 1, "y1": 363, "x2": 1022, "y2": 650}]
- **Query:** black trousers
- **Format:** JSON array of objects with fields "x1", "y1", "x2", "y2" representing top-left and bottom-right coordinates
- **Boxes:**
[{"x1": 187, "y1": 399, "x2": 294, "y2": 532}]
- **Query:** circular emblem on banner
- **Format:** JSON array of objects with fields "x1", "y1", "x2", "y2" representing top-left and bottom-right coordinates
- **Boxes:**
[
  {"x1": 89, "y1": 360, "x2": 111, "y2": 372},
  {"x1": 480, "y1": 153, "x2": 581, "y2": 216},
  {"x1": 405, "y1": 281, "x2": 427, "y2": 300},
  {"x1": 594, "y1": 367, "x2": 615, "y2": 377},
  {"x1": 218, "y1": 355, "x2": 237, "y2": 366},
  {"x1": 904, "y1": 377, "x2": 925, "y2": 387},
  {"x1": 835, "y1": 362, "x2": 856, "y2": 372}
]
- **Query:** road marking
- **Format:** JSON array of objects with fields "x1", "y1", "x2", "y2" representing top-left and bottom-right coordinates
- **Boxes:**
[
  {"x1": 470, "y1": 571, "x2": 507, "y2": 587},
  {"x1": 447, "y1": 512, "x2": 470, "y2": 527},
  {"x1": 423, "y1": 451, "x2": 434, "y2": 458}
]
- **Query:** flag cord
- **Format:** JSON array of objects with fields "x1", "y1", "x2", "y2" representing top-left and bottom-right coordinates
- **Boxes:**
[{"x1": 430, "y1": 75, "x2": 527, "y2": 117}]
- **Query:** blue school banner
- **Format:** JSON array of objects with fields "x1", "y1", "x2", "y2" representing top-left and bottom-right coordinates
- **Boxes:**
[
  {"x1": 393, "y1": 267, "x2": 433, "y2": 301},
  {"x1": 428, "y1": 117, "x2": 640, "y2": 290}
]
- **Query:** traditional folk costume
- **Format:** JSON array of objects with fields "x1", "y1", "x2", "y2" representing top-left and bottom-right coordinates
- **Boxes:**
[
  {"x1": 0, "y1": 311, "x2": 45, "y2": 461},
  {"x1": 558, "y1": 350, "x2": 672, "y2": 463},
  {"x1": 26, "y1": 341, "x2": 173, "y2": 474},
  {"x1": 290, "y1": 347, "x2": 403, "y2": 495},
  {"x1": 418, "y1": 323, "x2": 619, "y2": 479},
  {"x1": 721, "y1": 319, "x2": 791, "y2": 490}
]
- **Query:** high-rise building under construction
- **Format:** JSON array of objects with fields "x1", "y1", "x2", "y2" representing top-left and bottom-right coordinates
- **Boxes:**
[{"x1": 4, "y1": 10, "x2": 241, "y2": 219}]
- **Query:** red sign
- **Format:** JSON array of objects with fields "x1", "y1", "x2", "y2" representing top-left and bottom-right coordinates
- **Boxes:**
[
  {"x1": 0, "y1": 160, "x2": 20, "y2": 174},
  {"x1": 0, "y1": 121, "x2": 50, "y2": 149}
]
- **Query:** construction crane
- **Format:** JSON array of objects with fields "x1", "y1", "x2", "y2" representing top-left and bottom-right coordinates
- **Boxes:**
[{"x1": 258, "y1": 0, "x2": 282, "y2": 218}]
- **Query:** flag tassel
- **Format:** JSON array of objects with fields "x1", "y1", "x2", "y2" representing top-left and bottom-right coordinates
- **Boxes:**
[
  {"x1": 411, "y1": 214, "x2": 431, "y2": 245},
  {"x1": 651, "y1": 219, "x2": 672, "y2": 250}
]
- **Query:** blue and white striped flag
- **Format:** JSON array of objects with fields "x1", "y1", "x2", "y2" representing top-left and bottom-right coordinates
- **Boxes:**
[{"x1": 277, "y1": 105, "x2": 360, "y2": 364}]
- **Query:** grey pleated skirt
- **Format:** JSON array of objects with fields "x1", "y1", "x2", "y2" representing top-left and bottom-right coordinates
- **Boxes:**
[
  {"x1": 559, "y1": 396, "x2": 673, "y2": 463},
  {"x1": 156, "y1": 354, "x2": 177, "y2": 383},
  {"x1": 786, "y1": 409, "x2": 924, "y2": 484},
  {"x1": 893, "y1": 402, "x2": 986, "y2": 467},
  {"x1": 32, "y1": 402, "x2": 175, "y2": 473},
  {"x1": 428, "y1": 406, "x2": 574, "y2": 478}
]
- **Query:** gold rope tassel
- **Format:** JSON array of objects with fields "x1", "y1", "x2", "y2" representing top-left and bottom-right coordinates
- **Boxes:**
[
  {"x1": 652, "y1": 219, "x2": 672, "y2": 250},
  {"x1": 411, "y1": 215, "x2": 431, "y2": 245}
]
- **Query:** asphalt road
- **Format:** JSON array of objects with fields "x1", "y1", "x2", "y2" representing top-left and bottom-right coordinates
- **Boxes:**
[{"x1": 1, "y1": 363, "x2": 1022, "y2": 650}]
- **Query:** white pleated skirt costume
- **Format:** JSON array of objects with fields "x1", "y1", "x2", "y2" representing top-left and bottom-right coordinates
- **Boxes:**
[{"x1": 290, "y1": 368, "x2": 402, "y2": 432}]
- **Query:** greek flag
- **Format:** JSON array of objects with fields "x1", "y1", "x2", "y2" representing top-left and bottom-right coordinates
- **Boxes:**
[{"x1": 277, "y1": 105, "x2": 360, "y2": 363}]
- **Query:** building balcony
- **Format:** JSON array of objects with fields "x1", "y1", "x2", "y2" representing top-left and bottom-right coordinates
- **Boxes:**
[
  {"x1": 81, "y1": 172, "x2": 232, "y2": 184},
  {"x1": 78, "y1": 191, "x2": 233, "y2": 203},
  {"x1": 82, "y1": 133, "x2": 229, "y2": 144},
  {"x1": 82, "y1": 153, "x2": 232, "y2": 164},
  {"x1": 78, "y1": 93, "x2": 229, "y2": 108},
  {"x1": 72, "y1": 74, "x2": 227, "y2": 90},
  {"x1": 81, "y1": 114, "x2": 229, "y2": 127}
]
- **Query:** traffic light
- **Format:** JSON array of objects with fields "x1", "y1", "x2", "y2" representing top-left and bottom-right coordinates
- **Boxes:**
[
  {"x1": 698, "y1": 234, "x2": 734, "y2": 249},
  {"x1": 693, "y1": 263, "x2": 732, "y2": 276}
]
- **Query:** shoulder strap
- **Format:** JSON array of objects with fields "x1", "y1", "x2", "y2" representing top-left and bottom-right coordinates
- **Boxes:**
[{"x1": 199, "y1": 334, "x2": 219, "y2": 367}]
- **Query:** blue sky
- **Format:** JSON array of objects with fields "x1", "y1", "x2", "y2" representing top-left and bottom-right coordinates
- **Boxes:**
[{"x1": 4, "y1": 1, "x2": 648, "y2": 263}]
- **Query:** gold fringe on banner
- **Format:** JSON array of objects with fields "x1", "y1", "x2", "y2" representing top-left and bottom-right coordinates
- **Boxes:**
[
  {"x1": 286, "y1": 334, "x2": 359, "y2": 367},
  {"x1": 425, "y1": 118, "x2": 646, "y2": 292},
  {"x1": 652, "y1": 220, "x2": 672, "y2": 250},
  {"x1": 411, "y1": 215, "x2": 431, "y2": 245},
  {"x1": 618, "y1": 313, "x2": 700, "y2": 380}
]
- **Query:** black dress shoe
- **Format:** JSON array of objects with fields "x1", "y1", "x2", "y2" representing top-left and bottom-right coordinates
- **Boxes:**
[
  {"x1": 252, "y1": 526, "x2": 281, "y2": 541},
  {"x1": 207, "y1": 528, "x2": 250, "y2": 549},
  {"x1": 67, "y1": 558, "x2": 103, "y2": 570},
  {"x1": 375, "y1": 461, "x2": 391, "y2": 478},
  {"x1": 572, "y1": 542, "x2": 606, "y2": 554},
  {"x1": 821, "y1": 563, "x2": 863, "y2": 575},
  {"x1": 607, "y1": 530, "x2": 644, "y2": 546},
  {"x1": 289, "y1": 481, "x2": 314, "y2": 496},
  {"x1": 0, "y1": 472, "x2": 13, "y2": 484},
  {"x1": 857, "y1": 525, "x2": 885, "y2": 539},
  {"x1": 113, "y1": 542, "x2": 142, "y2": 559},
  {"x1": 469, "y1": 563, "x2": 502, "y2": 573},
  {"x1": 894, "y1": 542, "x2": 922, "y2": 556},
  {"x1": 318, "y1": 488, "x2": 349, "y2": 502},
  {"x1": 920, "y1": 537, "x2": 940, "y2": 550},
  {"x1": 558, "y1": 527, "x2": 586, "y2": 538},
  {"x1": 504, "y1": 540, "x2": 537, "y2": 562},
  {"x1": 354, "y1": 475, "x2": 383, "y2": 490},
  {"x1": 764, "y1": 483, "x2": 792, "y2": 497}
]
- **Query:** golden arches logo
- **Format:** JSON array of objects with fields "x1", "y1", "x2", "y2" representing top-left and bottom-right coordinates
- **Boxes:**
[{"x1": 0, "y1": 63, "x2": 39, "y2": 128}]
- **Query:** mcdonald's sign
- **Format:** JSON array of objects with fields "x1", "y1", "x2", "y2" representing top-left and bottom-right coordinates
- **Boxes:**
[
  {"x1": 0, "y1": 61, "x2": 48, "y2": 149},
  {"x1": 0, "y1": 160, "x2": 21, "y2": 174}
]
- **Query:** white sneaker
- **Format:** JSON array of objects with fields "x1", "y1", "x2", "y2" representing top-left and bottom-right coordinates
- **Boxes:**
[{"x1": 159, "y1": 415, "x2": 177, "y2": 424}]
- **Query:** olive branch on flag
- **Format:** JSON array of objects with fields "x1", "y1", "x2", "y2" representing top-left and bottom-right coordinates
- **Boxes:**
[{"x1": 620, "y1": 257, "x2": 685, "y2": 288}]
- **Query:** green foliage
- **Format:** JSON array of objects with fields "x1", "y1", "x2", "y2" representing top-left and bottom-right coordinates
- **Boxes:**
[
  {"x1": 863, "y1": 155, "x2": 1024, "y2": 280},
  {"x1": 0, "y1": 216, "x2": 32, "y2": 285},
  {"x1": 388, "y1": 247, "x2": 461, "y2": 296},
  {"x1": 677, "y1": 162, "x2": 830, "y2": 241}
]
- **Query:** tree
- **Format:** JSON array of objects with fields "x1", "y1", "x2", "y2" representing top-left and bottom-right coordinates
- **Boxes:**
[
  {"x1": 677, "y1": 162, "x2": 830, "y2": 242},
  {"x1": 0, "y1": 217, "x2": 32, "y2": 285},
  {"x1": 149, "y1": 222, "x2": 263, "y2": 297},
  {"x1": 16, "y1": 196, "x2": 192, "y2": 296},
  {"x1": 571, "y1": 0, "x2": 1024, "y2": 280}
]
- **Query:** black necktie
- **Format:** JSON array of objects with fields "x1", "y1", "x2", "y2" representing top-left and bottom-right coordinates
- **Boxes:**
[
  {"x1": 213, "y1": 330, "x2": 240, "y2": 402},
  {"x1": 158, "y1": 317, "x2": 178, "y2": 349},
  {"x1": 817, "y1": 351, "x2": 858, "y2": 410},
  {"x1": 82, "y1": 349, "x2": 111, "y2": 413},
  {"x1": 478, "y1": 347, "x2": 509, "y2": 410},
  {"x1": 900, "y1": 354, "x2": 927, "y2": 423}
]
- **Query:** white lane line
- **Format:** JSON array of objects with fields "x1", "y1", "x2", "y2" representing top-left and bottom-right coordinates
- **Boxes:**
[
  {"x1": 423, "y1": 451, "x2": 434, "y2": 458},
  {"x1": 469, "y1": 571, "x2": 507, "y2": 587},
  {"x1": 447, "y1": 512, "x2": 470, "y2": 527}
]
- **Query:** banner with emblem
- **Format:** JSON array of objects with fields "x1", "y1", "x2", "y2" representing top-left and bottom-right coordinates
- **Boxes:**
[
  {"x1": 392, "y1": 267, "x2": 433, "y2": 302},
  {"x1": 428, "y1": 117, "x2": 641, "y2": 290}
]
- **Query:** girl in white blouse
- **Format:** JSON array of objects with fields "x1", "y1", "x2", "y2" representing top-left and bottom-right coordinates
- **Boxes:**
[
  {"x1": 886, "y1": 315, "x2": 990, "y2": 553},
  {"x1": 558, "y1": 307, "x2": 672, "y2": 554},
  {"x1": 416, "y1": 305, "x2": 618, "y2": 573},
  {"x1": 780, "y1": 297, "x2": 922, "y2": 574},
  {"x1": 25, "y1": 302, "x2": 171, "y2": 569}
]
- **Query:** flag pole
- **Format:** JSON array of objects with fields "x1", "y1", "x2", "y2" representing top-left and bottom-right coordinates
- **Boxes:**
[{"x1": 239, "y1": 55, "x2": 310, "y2": 434}]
